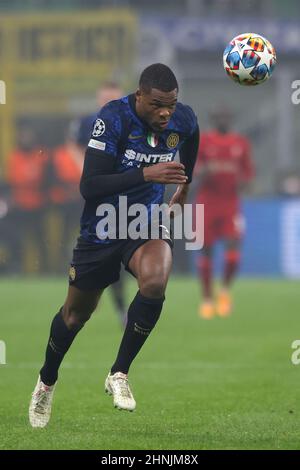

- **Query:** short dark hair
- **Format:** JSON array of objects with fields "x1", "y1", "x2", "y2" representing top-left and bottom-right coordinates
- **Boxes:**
[{"x1": 139, "y1": 63, "x2": 178, "y2": 93}]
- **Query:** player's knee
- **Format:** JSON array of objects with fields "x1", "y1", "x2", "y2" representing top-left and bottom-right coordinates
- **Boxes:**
[
  {"x1": 139, "y1": 276, "x2": 167, "y2": 299},
  {"x1": 62, "y1": 305, "x2": 93, "y2": 330},
  {"x1": 225, "y1": 240, "x2": 240, "y2": 251},
  {"x1": 202, "y1": 246, "x2": 212, "y2": 257}
]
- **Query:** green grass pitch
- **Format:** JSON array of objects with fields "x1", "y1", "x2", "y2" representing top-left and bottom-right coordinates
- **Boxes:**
[{"x1": 0, "y1": 276, "x2": 299, "y2": 450}]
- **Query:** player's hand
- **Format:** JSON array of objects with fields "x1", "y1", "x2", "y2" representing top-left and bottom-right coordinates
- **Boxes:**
[
  {"x1": 143, "y1": 162, "x2": 188, "y2": 184},
  {"x1": 169, "y1": 183, "x2": 189, "y2": 217}
]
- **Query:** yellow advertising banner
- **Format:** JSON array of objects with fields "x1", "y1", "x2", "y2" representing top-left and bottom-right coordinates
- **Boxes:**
[{"x1": 0, "y1": 10, "x2": 137, "y2": 168}]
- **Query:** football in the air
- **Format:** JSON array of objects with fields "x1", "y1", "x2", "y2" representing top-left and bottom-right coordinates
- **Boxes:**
[{"x1": 223, "y1": 33, "x2": 277, "y2": 86}]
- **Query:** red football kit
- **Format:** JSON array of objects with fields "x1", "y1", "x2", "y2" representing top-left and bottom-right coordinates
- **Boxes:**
[{"x1": 195, "y1": 130, "x2": 254, "y2": 246}]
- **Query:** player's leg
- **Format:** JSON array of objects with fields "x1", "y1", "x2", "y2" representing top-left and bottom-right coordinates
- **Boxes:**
[
  {"x1": 197, "y1": 202, "x2": 217, "y2": 319},
  {"x1": 216, "y1": 238, "x2": 241, "y2": 317},
  {"x1": 216, "y1": 211, "x2": 243, "y2": 317},
  {"x1": 40, "y1": 285, "x2": 103, "y2": 385},
  {"x1": 110, "y1": 274, "x2": 127, "y2": 327},
  {"x1": 105, "y1": 239, "x2": 172, "y2": 411},
  {"x1": 223, "y1": 238, "x2": 241, "y2": 288},
  {"x1": 111, "y1": 239, "x2": 171, "y2": 373},
  {"x1": 197, "y1": 244, "x2": 215, "y2": 319},
  {"x1": 29, "y1": 285, "x2": 103, "y2": 427}
]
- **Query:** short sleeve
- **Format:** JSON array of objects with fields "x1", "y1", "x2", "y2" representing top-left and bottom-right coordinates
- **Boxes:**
[
  {"x1": 184, "y1": 105, "x2": 198, "y2": 137},
  {"x1": 87, "y1": 102, "x2": 122, "y2": 158}
]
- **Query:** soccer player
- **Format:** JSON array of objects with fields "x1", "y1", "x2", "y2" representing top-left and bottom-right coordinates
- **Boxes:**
[
  {"x1": 6, "y1": 124, "x2": 49, "y2": 273},
  {"x1": 48, "y1": 134, "x2": 84, "y2": 270},
  {"x1": 70, "y1": 82, "x2": 127, "y2": 325},
  {"x1": 29, "y1": 63, "x2": 199, "y2": 427},
  {"x1": 194, "y1": 106, "x2": 254, "y2": 319},
  {"x1": 71, "y1": 82, "x2": 123, "y2": 150}
]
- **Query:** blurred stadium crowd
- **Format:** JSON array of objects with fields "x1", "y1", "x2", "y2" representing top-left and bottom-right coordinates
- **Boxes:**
[
  {"x1": 0, "y1": 0, "x2": 300, "y2": 277},
  {"x1": 0, "y1": 119, "x2": 83, "y2": 274}
]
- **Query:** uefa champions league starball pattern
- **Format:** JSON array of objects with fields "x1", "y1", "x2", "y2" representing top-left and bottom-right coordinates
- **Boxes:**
[{"x1": 223, "y1": 33, "x2": 277, "y2": 85}]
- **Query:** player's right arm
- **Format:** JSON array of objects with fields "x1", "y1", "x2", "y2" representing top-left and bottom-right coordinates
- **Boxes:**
[
  {"x1": 80, "y1": 153, "x2": 187, "y2": 200},
  {"x1": 80, "y1": 105, "x2": 187, "y2": 200},
  {"x1": 143, "y1": 162, "x2": 187, "y2": 185}
]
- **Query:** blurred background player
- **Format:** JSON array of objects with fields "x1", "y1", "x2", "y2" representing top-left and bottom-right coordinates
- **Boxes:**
[
  {"x1": 47, "y1": 132, "x2": 84, "y2": 271},
  {"x1": 0, "y1": 179, "x2": 10, "y2": 273},
  {"x1": 6, "y1": 124, "x2": 49, "y2": 273},
  {"x1": 71, "y1": 82, "x2": 123, "y2": 151},
  {"x1": 70, "y1": 82, "x2": 127, "y2": 326},
  {"x1": 194, "y1": 105, "x2": 255, "y2": 319}
]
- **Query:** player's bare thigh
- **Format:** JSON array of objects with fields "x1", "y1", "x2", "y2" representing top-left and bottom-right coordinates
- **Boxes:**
[
  {"x1": 62, "y1": 285, "x2": 104, "y2": 328},
  {"x1": 128, "y1": 239, "x2": 172, "y2": 299}
]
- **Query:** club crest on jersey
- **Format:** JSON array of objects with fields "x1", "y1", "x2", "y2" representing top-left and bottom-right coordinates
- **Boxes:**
[
  {"x1": 69, "y1": 266, "x2": 76, "y2": 281},
  {"x1": 92, "y1": 119, "x2": 105, "y2": 137},
  {"x1": 147, "y1": 132, "x2": 159, "y2": 148},
  {"x1": 167, "y1": 133, "x2": 179, "y2": 149}
]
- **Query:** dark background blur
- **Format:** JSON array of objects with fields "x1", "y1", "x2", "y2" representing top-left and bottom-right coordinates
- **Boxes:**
[{"x1": 0, "y1": 0, "x2": 299, "y2": 277}]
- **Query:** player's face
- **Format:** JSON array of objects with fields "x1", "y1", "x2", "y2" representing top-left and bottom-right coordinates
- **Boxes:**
[
  {"x1": 135, "y1": 88, "x2": 178, "y2": 132},
  {"x1": 211, "y1": 110, "x2": 232, "y2": 134}
]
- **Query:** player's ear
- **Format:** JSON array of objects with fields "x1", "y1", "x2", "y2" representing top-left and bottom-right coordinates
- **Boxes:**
[{"x1": 135, "y1": 89, "x2": 142, "y2": 102}]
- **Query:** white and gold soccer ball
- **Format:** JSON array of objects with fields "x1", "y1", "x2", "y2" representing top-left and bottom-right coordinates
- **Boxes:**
[{"x1": 223, "y1": 33, "x2": 277, "y2": 86}]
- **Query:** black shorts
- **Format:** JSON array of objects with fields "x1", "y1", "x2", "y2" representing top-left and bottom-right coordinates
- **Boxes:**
[{"x1": 69, "y1": 229, "x2": 173, "y2": 291}]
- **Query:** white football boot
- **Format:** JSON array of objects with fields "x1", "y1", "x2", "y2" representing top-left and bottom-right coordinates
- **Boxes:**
[
  {"x1": 29, "y1": 376, "x2": 56, "y2": 428},
  {"x1": 105, "y1": 372, "x2": 136, "y2": 411}
]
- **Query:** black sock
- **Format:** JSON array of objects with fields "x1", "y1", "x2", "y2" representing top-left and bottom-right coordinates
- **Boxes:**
[
  {"x1": 40, "y1": 309, "x2": 83, "y2": 386},
  {"x1": 110, "y1": 291, "x2": 165, "y2": 375}
]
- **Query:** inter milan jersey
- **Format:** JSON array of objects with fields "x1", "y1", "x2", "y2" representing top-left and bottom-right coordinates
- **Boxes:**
[{"x1": 80, "y1": 94, "x2": 198, "y2": 244}]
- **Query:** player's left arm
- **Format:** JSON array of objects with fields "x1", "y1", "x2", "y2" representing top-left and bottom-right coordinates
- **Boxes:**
[{"x1": 169, "y1": 124, "x2": 200, "y2": 210}]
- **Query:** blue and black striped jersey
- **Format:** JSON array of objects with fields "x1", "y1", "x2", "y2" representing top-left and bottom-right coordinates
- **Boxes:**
[{"x1": 80, "y1": 94, "x2": 198, "y2": 244}]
